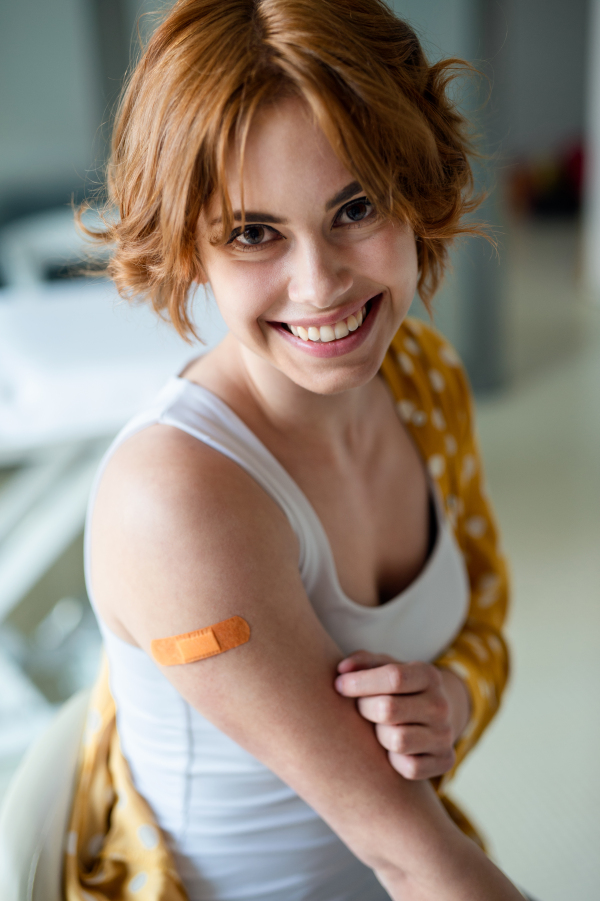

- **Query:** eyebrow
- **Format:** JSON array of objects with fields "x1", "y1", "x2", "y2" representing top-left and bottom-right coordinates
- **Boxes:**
[
  {"x1": 208, "y1": 181, "x2": 364, "y2": 228},
  {"x1": 324, "y1": 180, "x2": 363, "y2": 211}
]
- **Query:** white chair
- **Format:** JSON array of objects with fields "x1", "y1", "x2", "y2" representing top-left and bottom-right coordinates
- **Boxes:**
[
  {"x1": 0, "y1": 689, "x2": 542, "y2": 901},
  {"x1": 0, "y1": 689, "x2": 90, "y2": 901}
]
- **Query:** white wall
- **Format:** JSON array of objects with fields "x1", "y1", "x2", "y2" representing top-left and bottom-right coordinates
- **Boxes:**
[
  {"x1": 493, "y1": 0, "x2": 588, "y2": 159},
  {"x1": 395, "y1": 0, "x2": 589, "y2": 158},
  {"x1": 392, "y1": 0, "x2": 479, "y2": 62},
  {"x1": 583, "y1": 0, "x2": 600, "y2": 300},
  {"x1": 0, "y1": 0, "x2": 101, "y2": 221},
  {"x1": 392, "y1": 0, "x2": 503, "y2": 388}
]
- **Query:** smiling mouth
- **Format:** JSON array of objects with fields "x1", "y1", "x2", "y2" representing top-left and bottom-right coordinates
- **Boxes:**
[{"x1": 280, "y1": 298, "x2": 375, "y2": 343}]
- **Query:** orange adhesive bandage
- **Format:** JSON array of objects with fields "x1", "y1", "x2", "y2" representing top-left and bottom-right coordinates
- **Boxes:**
[{"x1": 151, "y1": 615, "x2": 250, "y2": 666}]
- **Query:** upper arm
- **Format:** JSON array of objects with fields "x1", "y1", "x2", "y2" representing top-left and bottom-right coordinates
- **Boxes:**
[{"x1": 89, "y1": 424, "x2": 461, "y2": 875}]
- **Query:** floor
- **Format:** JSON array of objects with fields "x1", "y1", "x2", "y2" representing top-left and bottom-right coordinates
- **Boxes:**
[{"x1": 1, "y1": 219, "x2": 598, "y2": 900}]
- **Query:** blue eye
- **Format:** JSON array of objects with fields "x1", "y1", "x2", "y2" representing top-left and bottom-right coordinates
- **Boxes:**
[
  {"x1": 238, "y1": 225, "x2": 268, "y2": 245},
  {"x1": 346, "y1": 200, "x2": 370, "y2": 221},
  {"x1": 226, "y1": 223, "x2": 281, "y2": 251},
  {"x1": 335, "y1": 197, "x2": 375, "y2": 227}
]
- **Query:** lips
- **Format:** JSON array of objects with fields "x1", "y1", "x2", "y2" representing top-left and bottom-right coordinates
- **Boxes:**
[
  {"x1": 268, "y1": 293, "x2": 383, "y2": 359},
  {"x1": 279, "y1": 297, "x2": 376, "y2": 343}
]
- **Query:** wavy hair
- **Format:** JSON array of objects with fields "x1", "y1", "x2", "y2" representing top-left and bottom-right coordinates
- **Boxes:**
[{"x1": 84, "y1": 0, "x2": 484, "y2": 339}]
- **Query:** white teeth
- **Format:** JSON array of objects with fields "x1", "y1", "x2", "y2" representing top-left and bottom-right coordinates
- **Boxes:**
[{"x1": 288, "y1": 304, "x2": 369, "y2": 342}]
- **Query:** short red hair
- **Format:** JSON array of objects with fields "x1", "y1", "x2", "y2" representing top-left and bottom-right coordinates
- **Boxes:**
[{"x1": 88, "y1": 0, "x2": 483, "y2": 339}]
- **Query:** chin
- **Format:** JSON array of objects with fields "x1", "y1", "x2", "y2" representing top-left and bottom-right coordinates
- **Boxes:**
[{"x1": 289, "y1": 357, "x2": 384, "y2": 396}]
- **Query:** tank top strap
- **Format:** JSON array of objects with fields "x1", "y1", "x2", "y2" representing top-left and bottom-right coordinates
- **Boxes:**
[{"x1": 156, "y1": 377, "x2": 325, "y2": 589}]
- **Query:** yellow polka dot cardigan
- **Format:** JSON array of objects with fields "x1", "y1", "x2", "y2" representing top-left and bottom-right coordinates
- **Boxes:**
[{"x1": 64, "y1": 318, "x2": 510, "y2": 900}]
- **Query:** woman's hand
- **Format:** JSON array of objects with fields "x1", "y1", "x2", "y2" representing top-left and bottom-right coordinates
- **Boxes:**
[{"x1": 335, "y1": 651, "x2": 472, "y2": 780}]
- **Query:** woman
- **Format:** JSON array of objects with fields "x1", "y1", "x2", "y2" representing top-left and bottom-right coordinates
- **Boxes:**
[{"x1": 66, "y1": 1, "x2": 524, "y2": 899}]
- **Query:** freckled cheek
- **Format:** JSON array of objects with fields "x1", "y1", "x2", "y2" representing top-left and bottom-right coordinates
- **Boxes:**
[
  {"x1": 209, "y1": 263, "x2": 284, "y2": 333},
  {"x1": 356, "y1": 234, "x2": 419, "y2": 296}
]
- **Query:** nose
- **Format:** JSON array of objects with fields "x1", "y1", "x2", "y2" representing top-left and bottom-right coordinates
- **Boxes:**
[{"x1": 286, "y1": 237, "x2": 352, "y2": 309}]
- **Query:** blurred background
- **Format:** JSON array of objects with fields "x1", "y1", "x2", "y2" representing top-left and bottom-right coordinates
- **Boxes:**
[{"x1": 0, "y1": 1, "x2": 598, "y2": 899}]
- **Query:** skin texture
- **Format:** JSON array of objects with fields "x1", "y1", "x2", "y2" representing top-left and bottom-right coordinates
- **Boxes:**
[{"x1": 90, "y1": 96, "x2": 521, "y2": 900}]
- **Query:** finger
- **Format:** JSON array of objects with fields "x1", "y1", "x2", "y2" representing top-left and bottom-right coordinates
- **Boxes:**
[
  {"x1": 375, "y1": 723, "x2": 453, "y2": 757},
  {"x1": 335, "y1": 661, "x2": 431, "y2": 698},
  {"x1": 336, "y1": 650, "x2": 396, "y2": 674},
  {"x1": 356, "y1": 694, "x2": 430, "y2": 725},
  {"x1": 387, "y1": 749, "x2": 456, "y2": 781},
  {"x1": 356, "y1": 692, "x2": 451, "y2": 729}
]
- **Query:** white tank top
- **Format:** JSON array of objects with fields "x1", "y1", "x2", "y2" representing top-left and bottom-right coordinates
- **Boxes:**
[{"x1": 85, "y1": 375, "x2": 469, "y2": 901}]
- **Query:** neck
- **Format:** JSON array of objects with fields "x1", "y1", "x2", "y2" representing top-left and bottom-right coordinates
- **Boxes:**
[{"x1": 213, "y1": 334, "x2": 376, "y2": 452}]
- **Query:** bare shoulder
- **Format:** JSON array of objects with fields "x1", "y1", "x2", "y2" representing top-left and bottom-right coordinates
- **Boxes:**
[{"x1": 89, "y1": 422, "x2": 299, "y2": 645}]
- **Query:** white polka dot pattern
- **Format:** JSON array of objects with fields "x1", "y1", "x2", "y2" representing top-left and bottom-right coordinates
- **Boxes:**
[
  {"x1": 428, "y1": 368, "x2": 446, "y2": 392},
  {"x1": 461, "y1": 454, "x2": 477, "y2": 484},
  {"x1": 462, "y1": 717, "x2": 478, "y2": 742},
  {"x1": 445, "y1": 494, "x2": 464, "y2": 521},
  {"x1": 431, "y1": 407, "x2": 446, "y2": 430},
  {"x1": 462, "y1": 634, "x2": 489, "y2": 661},
  {"x1": 439, "y1": 343, "x2": 460, "y2": 367},
  {"x1": 465, "y1": 515, "x2": 487, "y2": 539},
  {"x1": 397, "y1": 399, "x2": 414, "y2": 422},
  {"x1": 447, "y1": 660, "x2": 470, "y2": 681},
  {"x1": 428, "y1": 454, "x2": 445, "y2": 478},
  {"x1": 66, "y1": 830, "x2": 78, "y2": 856},
  {"x1": 444, "y1": 434, "x2": 457, "y2": 455},
  {"x1": 386, "y1": 318, "x2": 510, "y2": 785},
  {"x1": 476, "y1": 573, "x2": 501, "y2": 608},
  {"x1": 477, "y1": 678, "x2": 496, "y2": 704},
  {"x1": 487, "y1": 634, "x2": 504, "y2": 655},
  {"x1": 129, "y1": 872, "x2": 148, "y2": 892},
  {"x1": 398, "y1": 352, "x2": 414, "y2": 374},
  {"x1": 87, "y1": 833, "x2": 104, "y2": 858},
  {"x1": 138, "y1": 824, "x2": 160, "y2": 850}
]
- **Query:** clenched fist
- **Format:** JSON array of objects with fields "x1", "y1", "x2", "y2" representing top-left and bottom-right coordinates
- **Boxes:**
[{"x1": 335, "y1": 650, "x2": 471, "y2": 780}]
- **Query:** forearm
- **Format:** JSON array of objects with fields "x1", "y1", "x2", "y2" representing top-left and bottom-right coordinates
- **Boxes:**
[
  {"x1": 362, "y1": 780, "x2": 521, "y2": 901},
  {"x1": 326, "y1": 764, "x2": 521, "y2": 901},
  {"x1": 375, "y1": 833, "x2": 524, "y2": 901}
]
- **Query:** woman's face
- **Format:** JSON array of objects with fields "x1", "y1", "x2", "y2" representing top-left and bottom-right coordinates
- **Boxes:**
[{"x1": 197, "y1": 96, "x2": 418, "y2": 395}]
